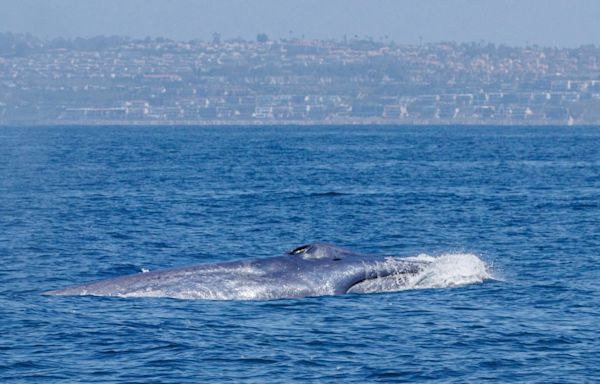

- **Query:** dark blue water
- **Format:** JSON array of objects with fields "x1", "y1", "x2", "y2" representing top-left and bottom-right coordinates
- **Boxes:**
[{"x1": 1, "y1": 126, "x2": 599, "y2": 382}]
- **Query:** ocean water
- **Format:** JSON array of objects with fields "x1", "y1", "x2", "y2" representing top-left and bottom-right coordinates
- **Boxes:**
[{"x1": 1, "y1": 125, "x2": 599, "y2": 382}]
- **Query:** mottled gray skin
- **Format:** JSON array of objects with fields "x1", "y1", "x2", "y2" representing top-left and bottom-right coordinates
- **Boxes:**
[{"x1": 43, "y1": 243, "x2": 428, "y2": 300}]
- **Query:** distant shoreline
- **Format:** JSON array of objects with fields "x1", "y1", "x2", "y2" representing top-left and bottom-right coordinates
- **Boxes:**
[{"x1": 3, "y1": 35, "x2": 600, "y2": 129}]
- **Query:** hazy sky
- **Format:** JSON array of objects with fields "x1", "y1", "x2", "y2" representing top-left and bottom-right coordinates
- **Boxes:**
[{"x1": 1, "y1": 0, "x2": 598, "y2": 47}]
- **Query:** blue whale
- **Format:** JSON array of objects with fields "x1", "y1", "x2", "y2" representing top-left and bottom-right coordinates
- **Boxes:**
[{"x1": 43, "y1": 243, "x2": 434, "y2": 300}]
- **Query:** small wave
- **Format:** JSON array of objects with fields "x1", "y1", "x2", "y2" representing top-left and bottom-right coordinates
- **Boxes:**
[
  {"x1": 348, "y1": 253, "x2": 491, "y2": 294},
  {"x1": 308, "y1": 191, "x2": 349, "y2": 197}
]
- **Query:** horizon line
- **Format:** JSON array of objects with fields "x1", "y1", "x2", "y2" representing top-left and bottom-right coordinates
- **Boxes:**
[{"x1": 1, "y1": 31, "x2": 598, "y2": 50}]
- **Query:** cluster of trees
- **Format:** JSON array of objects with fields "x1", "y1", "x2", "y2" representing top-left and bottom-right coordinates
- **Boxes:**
[
  {"x1": 0, "y1": 32, "x2": 132, "y2": 56},
  {"x1": 0, "y1": 32, "x2": 276, "y2": 56}
]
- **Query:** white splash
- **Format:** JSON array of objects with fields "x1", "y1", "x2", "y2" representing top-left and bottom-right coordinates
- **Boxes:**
[
  {"x1": 408, "y1": 253, "x2": 491, "y2": 288},
  {"x1": 348, "y1": 253, "x2": 491, "y2": 294}
]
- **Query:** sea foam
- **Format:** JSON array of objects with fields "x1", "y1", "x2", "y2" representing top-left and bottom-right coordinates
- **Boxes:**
[{"x1": 348, "y1": 253, "x2": 491, "y2": 294}]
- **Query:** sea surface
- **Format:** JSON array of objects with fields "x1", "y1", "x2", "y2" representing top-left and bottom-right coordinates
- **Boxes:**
[{"x1": 1, "y1": 125, "x2": 599, "y2": 382}]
